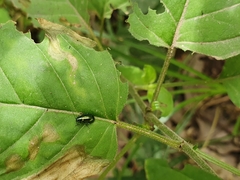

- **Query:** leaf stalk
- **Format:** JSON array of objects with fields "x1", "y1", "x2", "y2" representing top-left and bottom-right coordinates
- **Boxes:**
[{"x1": 150, "y1": 47, "x2": 176, "y2": 107}]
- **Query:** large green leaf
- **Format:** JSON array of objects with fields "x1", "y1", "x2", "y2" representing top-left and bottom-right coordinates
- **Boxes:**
[
  {"x1": 128, "y1": 0, "x2": 240, "y2": 59},
  {"x1": 0, "y1": 20, "x2": 127, "y2": 179}
]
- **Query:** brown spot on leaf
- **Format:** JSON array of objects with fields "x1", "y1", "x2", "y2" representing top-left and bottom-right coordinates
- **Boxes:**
[
  {"x1": 28, "y1": 136, "x2": 41, "y2": 160},
  {"x1": 67, "y1": 53, "x2": 78, "y2": 72},
  {"x1": 37, "y1": 18, "x2": 96, "y2": 73},
  {"x1": 38, "y1": 18, "x2": 96, "y2": 48},
  {"x1": 28, "y1": 124, "x2": 59, "y2": 161},
  {"x1": 5, "y1": 154, "x2": 25, "y2": 173},
  {"x1": 26, "y1": 145, "x2": 110, "y2": 180},
  {"x1": 42, "y1": 124, "x2": 59, "y2": 143}
]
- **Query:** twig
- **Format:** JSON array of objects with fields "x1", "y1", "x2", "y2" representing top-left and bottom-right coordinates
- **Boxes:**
[{"x1": 150, "y1": 47, "x2": 175, "y2": 106}]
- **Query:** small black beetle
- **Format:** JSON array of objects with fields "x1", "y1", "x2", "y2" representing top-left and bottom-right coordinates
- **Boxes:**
[{"x1": 76, "y1": 114, "x2": 95, "y2": 125}]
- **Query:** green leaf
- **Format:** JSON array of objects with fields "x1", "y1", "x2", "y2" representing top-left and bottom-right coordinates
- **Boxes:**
[
  {"x1": 118, "y1": 64, "x2": 156, "y2": 85},
  {"x1": 88, "y1": 0, "x2": 130, "y2": 19},
  {"x1": 145, "y1": 159, "x2": 220, "y2": 180},
  {"x1": 145, "y1": 159, "x2": 191, "y2": 180},
  {"x1": 220, "y1": 55, "x2": 240, "y2": 107},
  {"x1": 147, "y1": 87, "x2": 173, "y2": 117},
  {"x1": 181, "y1": 165, "x2": 221, "y2": 180},
  {"x1": 128, "y1": 1, "x2": 240, "y2": 59},
  {"x1": 0, "y1": 21, "x2": 127, "y2": 179},
  {"x1": 131, "y1": 0, "x2": 163, "y2": 14},
  {"x1": 10, "y1": 0, "x2": 29, "y2": 12},
  {"x1": 0, "y1": 8, "x2": 11, "y2": 23},
  {"x1": 27, "y1": 0, "x2": 89, "y2": 25},
  {"x1": 38, "y1": 18, "x2": 96, "y2": 48}
]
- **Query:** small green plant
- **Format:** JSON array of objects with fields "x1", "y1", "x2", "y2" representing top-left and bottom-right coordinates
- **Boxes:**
[{"x1": 1, "y1": 0, "x2": 240, "y2": 179}]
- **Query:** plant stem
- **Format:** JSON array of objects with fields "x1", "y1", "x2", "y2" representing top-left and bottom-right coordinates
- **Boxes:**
[
  {"x1": 104, "y1": 115, "x2": 217, "y2": 175},
  {"x1": 123, "y1": 40, "x2": 211, "y2": 80},
  {"x1": 126, "y1": 79, "x2": 216, "y2": 175},
  {"x1": 115, "y1": 120, "x2": 180, "y2": 148},
  {"x1": 151, "y1": 47, "x2": 176, "y2": 106},
  {"x1": 145, "y1": 112, "x2": 217, "y2": 175},
  {"x1": 128, "y1": 82, "x2": 147, "y2": 112},
  {"x1": 196, "y1": 149, "x2": 240, "y2": 176},
  {"x1": 99, "y1": 117, "x2": 180, "y2": 148}
]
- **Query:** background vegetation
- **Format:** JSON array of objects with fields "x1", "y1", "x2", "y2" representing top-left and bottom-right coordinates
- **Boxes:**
[{"x1": 0, "y1": 0, "x2": 240, "y2": 179}]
